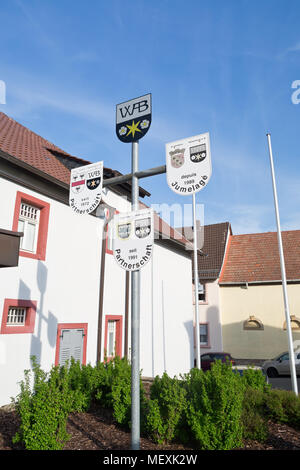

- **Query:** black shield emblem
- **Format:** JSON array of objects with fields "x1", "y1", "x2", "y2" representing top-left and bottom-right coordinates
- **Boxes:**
[
  {"x1": 190, "y1": 144, "x2": 206, "y2": 163},
  {"x1": 116, "y1": 115, "x2": 152, "y2": 143},
  {"x1": 116, "y1": 94, "x2": 152, "y2": 143},
  {"x1": 118, "y1": 223, "x2": 131, "y2": 240},
  {"x1": 86, "y1": 177, "x2": 101, "y2": 190},
  {"x1": 135, "y1": 217, "x2": 151, "y2": 238}
]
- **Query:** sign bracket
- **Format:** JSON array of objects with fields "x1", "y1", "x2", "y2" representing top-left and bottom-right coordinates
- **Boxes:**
[{"x1": 102, "y1": 164, "x2": 166, "y2": 188}]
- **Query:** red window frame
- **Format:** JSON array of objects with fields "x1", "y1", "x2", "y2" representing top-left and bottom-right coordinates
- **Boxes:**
[
  {"x1": 0, "y1": 298, "x2": 37, "y2": 334},
  {"x1": 12, "y1": 191, "x2": 50, "y2": 261},
  {"x1": 54, "y1": 323, "x2": 88, "y2": 366},
  {"x1": 104, "y1": 315, "x2": 123, "y2": 359}
]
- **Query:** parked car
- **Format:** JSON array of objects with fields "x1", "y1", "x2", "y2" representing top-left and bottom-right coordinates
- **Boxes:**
[
  {"x1": 200, "y1": 352, "x2": 235, "y2": 371},
  {"x1": 262, "y1": 351, "x2": 300, "y2": 377}
]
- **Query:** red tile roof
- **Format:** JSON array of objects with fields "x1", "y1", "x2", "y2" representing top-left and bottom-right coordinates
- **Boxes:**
[
  {"x1": 219, "y1": 230, "x2": 300, "y2": 283},
  {"x1": 0, "y1": 112, "x2": 83, "y2": 185},
  {"x1": 0, "y1": 112, "x2": 150, "y2": 196},
  {"x1": 0, "y1": 112, "x2": 189, "y2": 249}
]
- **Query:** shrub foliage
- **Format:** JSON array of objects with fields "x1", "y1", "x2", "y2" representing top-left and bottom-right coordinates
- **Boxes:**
[{"x1": 11, "y1": 356, "x2": 300, "y2": 450}]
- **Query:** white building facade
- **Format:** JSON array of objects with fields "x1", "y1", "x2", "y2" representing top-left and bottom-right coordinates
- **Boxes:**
[{"x1": 0, "y1": 113, "x2": 194, "y2": 406}]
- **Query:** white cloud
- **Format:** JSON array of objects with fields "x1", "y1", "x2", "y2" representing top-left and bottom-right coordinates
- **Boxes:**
[
  {"x1": 6, "y1": 79, "x2": 113, "y2": 128},
  {"x1": 277, "y1": 41, "x2": 300, "y2": 59}
]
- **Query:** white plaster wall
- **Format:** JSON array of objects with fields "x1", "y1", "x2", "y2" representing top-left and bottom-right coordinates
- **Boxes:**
[
  {"x1": 0, "y1": 177, "x2": 194, "y2": 405},
  {"x1": 138, "y1": 243, "x2": 194, "y2": 378},
  {"x1": 0, "y1": 177, "x2": 103, "y2": 405},
  {"x1": 99, "y1": 188, "x2": 194, "y2": 378}
]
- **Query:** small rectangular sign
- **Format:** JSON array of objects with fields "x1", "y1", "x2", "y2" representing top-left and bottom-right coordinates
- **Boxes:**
[{"x1": 69, "y1": 161, "x2": 103, "y2": 215}]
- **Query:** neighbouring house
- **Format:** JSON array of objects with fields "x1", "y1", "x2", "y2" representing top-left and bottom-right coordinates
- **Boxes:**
[
  {"x1": 0, "y1": 112, "x2": 194, "y2": 406},
  {"x1": 178, "y1": 222, "x2": 231, "y2": 356},
  {"x1": 219, "y1": 230, "x2": 300, "y2": 361}
]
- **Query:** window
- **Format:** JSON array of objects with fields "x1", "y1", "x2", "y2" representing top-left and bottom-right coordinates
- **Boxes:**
[
  {"x1": 283, "y1": 315, "x2": 300, "y2": 331},
  {"x1": 200, "y1": 323, "x2": 209, "y2": 347},
  {"x1": 55, "y1": 323, "x2": 88, "y2": 366},
  {"x1": 7, "y1": 306, "x2": 26, "y2": 325},
  {"x1": 104, "y1": 315, "x2": 123, "y2": 359},
  {"x1": 107, "y1": 320, "x2": 117, "y2": 357},
  {"x1": 243, "y1": 315, "x2": 264, "y2": 331},
  {"x1": 18, "y1": 202, "x2": 40, "y2": 253},
  {"x1": 12, "y1": 192, "x2": 50, "y2": 261},
  {"x1": 198, "y1": 282, "x2": 206, "y2": 302},
  {"x1": 201, "y1": 354, "x2": 211, "y2": 361},
  {"x1": 278, "y1": 353, "x2": 289, "y2": 362},
  {"x1": 1, "y1": 299, "x2": 37, "y2": 334}
]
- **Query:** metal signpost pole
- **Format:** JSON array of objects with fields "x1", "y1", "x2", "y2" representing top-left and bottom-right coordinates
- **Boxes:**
[
  {"x1": 131, "y1": 141, "x2": 141, "y2": 449},
  {"x1": 266, "y1": 133, "x2": 298, "y2": 396},
  {"x1": 192, "y1": 193, "x2": 201, "y2": 369}
]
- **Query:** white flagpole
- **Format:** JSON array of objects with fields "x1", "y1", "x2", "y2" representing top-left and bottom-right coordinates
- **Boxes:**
[
  {"x1": 266, "y1": 133, "x2": 298, "y2": 395},
  {"x1": 192, "y1": 193, "x2": 201, "y2": 369}
]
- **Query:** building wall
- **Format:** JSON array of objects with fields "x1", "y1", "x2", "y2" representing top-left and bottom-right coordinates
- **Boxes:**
[
  {"x1": 0, "y1": 176, "x2": 103, "y2": 406},
  {"x1": 220, "y1": 283, "x2": 300, "y2": 360},
  {"x1": 0, "y1": 175, "x2": 194, "y2": 405},
  {"x1": 139, "y1": 243, "x2": 194, "y2": 378},
  {"x1": 100, "y1": 190, "x2": 194, "y2": 377},
  {"x1": 192, "y1": 279, "x2": 223, "y2": 354}
]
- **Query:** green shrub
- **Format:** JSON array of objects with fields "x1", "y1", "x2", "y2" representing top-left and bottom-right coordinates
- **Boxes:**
[
  {"x1": 280, "y1": 390, "x2": 300, "y2": 429},
  {"x1": 15, "y1": 356, "x2": 300, "y2": 451},
  {"x1": 12, "y1": 357, "x2": 83, "y2": 450},
  {"x1": 185, "y1": 361, "x2": 244, "y2": 450},
  {"x1": 145, "y1": 373, "x2": 187, "y2": 444},
  {"x1": 94, "y1": 356, "x2": 146, "y2": 429},
  {"x1": 241, "y1": 387, "x2": 268, "y2": 441},
  {"x1": 66, "y1": 359, "x2": 102, "y2": 411},
  {"x1": 240, "y1": 367, "x2": 270, "y2": 392},
  {"x1": 264, "y1": 389, "x2": 300, "y2": 429}
]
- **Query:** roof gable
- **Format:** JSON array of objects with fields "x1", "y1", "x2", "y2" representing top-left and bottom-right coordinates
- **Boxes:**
[
  {"x1": 178, "y1": 222, "x2": 231, "y2": 280},
  {"x1": 219, "y1": 230, "x2": 300, "y2": 283}
]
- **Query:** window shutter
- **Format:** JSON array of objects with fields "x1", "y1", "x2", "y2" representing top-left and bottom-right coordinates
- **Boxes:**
[{"x1": 59, "y1": 329, "x2": 84, "y2": 366}]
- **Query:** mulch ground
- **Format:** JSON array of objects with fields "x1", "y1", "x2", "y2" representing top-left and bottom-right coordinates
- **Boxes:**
[{"x1": 1, "y1": 403, "x2": 300, "y2": 451}]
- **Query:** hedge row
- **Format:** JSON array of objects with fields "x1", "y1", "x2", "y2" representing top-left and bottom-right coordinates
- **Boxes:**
[{"x1": 11, "y1": 356, "x2": 300, "y2": 450}]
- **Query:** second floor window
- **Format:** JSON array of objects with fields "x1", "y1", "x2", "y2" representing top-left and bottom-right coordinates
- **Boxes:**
[
  {"x1": 17, "y1": 203, "x2": 40, "y2": 253},
  {"x1": 200, "y1": 323, "x2": 209, "y2": 346},
  {"x1": 12, "y1": 191, "x2": 50, "y2": 261},
  {"x1": 198, "y1": 282, "x2": 206, "y2": 302}
]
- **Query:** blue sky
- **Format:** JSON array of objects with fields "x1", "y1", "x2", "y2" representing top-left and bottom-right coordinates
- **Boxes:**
[{"x1": 1, "y1": 0, "x2": 300, "y2": 234}]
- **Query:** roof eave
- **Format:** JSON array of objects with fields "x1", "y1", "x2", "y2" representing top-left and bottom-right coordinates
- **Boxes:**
[
  {"x1": 219, "y1": 279, "x2": 300, "y2": 286},
  {"x1": 0, "y1": 148, "x2": 69, "y2": 189}
]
